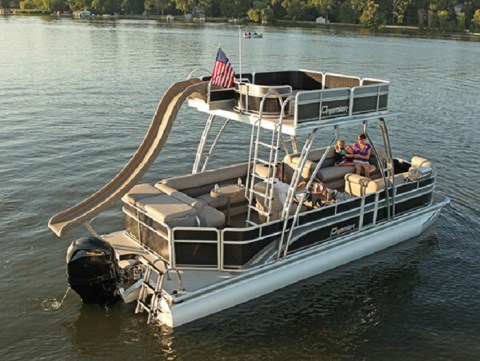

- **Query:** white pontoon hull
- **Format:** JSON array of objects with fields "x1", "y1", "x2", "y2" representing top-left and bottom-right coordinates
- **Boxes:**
[{"x1": 158, "y1": 199, "x2": 446, "y2": 327}]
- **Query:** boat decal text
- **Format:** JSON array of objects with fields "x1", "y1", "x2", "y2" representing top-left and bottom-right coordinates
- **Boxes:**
[
  {"x1": 330, "y1": 224, "x2": 356, "y2": 237},
  {"x1": 321, "y1": 105, "x2": 349, "y2": 116}
]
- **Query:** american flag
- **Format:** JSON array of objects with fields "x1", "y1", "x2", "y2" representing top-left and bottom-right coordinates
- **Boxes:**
[{"x1": 210, "y1": 48, "x2": 235, "y2": 88}]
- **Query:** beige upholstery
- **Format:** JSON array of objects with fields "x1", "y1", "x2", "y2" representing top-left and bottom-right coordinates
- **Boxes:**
[
  {"x1": 156, "y1": 183, "x2": 225, "y2": 227},
  {"x1": 254, "y1": 164, "x2": 275, "y2": 178},
  {"x1": 158, "y1": 163, "x2": 248, "y2": 196},
  {"x1": 344, "y1": 173, "x2": 405, "y2": 197},
  {"x1": 253, "y1": 181, "x2": 296, "y2": 222},
  {"x1": 143, "y1": 194, "x2": 198, "y2": 227},
  {"x1": 284, "y1": 145, "x2": 386, "y2": 190},
  {"x1": 198, "y1": 192, "x2": 246, "y2": 212},
  {"x1": 202, "y1": 206, "x2": 226, "y2": 228},
  {"x1": 122, "y1": 183, "x2": 162, "y2": 209},
  {"x1": 411, "y1": 156, "x2": 432, "y2": 168}
]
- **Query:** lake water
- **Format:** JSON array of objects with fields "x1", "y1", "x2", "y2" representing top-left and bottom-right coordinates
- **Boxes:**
[{"x1": 1, "y1": 16, "x2": 479, "y2": 360}]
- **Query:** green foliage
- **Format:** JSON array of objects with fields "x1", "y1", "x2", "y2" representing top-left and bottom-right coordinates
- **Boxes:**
[
  {"x1": 67, "y1": 0, "x2": 92, "y2": 11},
  {"x1": 220, "y1": 0, "x2": 249, "y2": 18},
  {"x1": 10, "y1": 0, "x2": 480, "y2": 34},
  {"x1": 338, "y1": 1, "x2": 357, "y2": 23},
  {"x1": 308, "y1": 0, "x2": 333, "y2": 20},
  {"x1": 472, "y1": 9, "x2": 480, "y2": 30},
  {"x1": 174, "y1": 0, "x2": 193, "y2": 14},
  {"x1": 281, "y1": 0, "x2": 305, "y2": 20},
  {"x1": 91, "y1": 0, "x2": 120, "y2": 14},
  {"x1": 437, "y1": 9, "x2": 448, "y2": 30},
  {"x1": 359, "y1": 0, "x2": 379, "y2": 27},
  {"x1": 20, "y1": 0, "x2": 49, "y2": 9},
  {"x1": 247, "y1": 7, "x2": 260, "y2": 22},
  {"x1": 456, "y1": 12, "x2": 465, "y2": 31}
]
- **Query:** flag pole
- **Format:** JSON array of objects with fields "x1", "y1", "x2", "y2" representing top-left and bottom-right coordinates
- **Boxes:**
[{"x1": 238, "y1": 26, "x2": 242, "y2": 82}]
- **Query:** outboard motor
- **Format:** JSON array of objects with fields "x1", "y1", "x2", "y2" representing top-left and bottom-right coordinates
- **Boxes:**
[{"x1": 66, "y1": 236, "x2": 120, "y2": 304}]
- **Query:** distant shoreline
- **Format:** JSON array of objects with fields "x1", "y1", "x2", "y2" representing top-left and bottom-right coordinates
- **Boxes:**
[{"x1": 4, "y1": 11, "x2": 480, "y2": 42}]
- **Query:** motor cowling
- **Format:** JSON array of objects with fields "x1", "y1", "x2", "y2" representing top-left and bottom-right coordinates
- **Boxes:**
[{"x1": 66, "y1": 236, "x2": 120, "y2": 304}]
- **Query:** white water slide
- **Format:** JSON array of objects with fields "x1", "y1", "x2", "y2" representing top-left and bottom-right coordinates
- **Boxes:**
[{"x1": 49, "y1": 78, "x2": 208, "y2": 237}]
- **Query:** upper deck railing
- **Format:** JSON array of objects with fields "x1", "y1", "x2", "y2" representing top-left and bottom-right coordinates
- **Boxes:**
[{"x1": 197, "y1": 69, "x2": 390, "y2": 128}]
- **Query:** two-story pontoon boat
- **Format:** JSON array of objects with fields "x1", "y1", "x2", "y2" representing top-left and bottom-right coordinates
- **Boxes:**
[{"x1": 49, "y1": 69, "x2": 449, "y2": 328}]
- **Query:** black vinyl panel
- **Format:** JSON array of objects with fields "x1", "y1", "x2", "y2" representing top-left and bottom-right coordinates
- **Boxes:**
[
  {"x1": 365, "y1": 194, "x2": 376, "y2": 204},
  {"x1": 376, "y1": 206, "x2": 388, "y2": 222},
  {"x1": 254, "y1": 71, "x2": 323, "y2": 90},
  {"x1": 419, "y1": 178, "x2": 435, "y2": 187},
  {"x1": 149, "y1": 218, "x2": 168, "y2": 236},
  {"x1": 395, "y1": 193, "x2": 432, "y2": 214},
  {"x1": 140, "y1": 224, "x2": 169, "y2": 260},
  {"x1": 397, "y1": 182, "x2": 418, "y2": 194},
  {"x1": 174, "y1": 229, "x2": 218, "y2": 241},
  {"x1": 262, "y1": 221, "x2": 282, "y2": 235},
  {"x1": 363, "y1": 211, "x2": 374, "y2": 226},
  {"x1": 209, "y1": 89, "x2": 236, "y2": 102},
  {"x1": 223, "y1": 235, "x2": 276, "y2": 267},
  {"x1": 337, "y1": 198, "x2": 362, "y2": 213},
  {"x1": 123, "y1": 203, "x2": 137, "y2": 217},
  {"x1": 379, "y1": 94, "x2": 388, "y2": 109},
  {"x1": 174, "y1": 243, "x2": 217, "y2": 266},
  {"x1": 224, "y1": 228, "x2": 260, "y2": 242},
  {"x1": 352, "y1": 96, "x2": 378, "y2": 114},
  {"x1": 299, "y1": 206, "x2": 335, "y2": 225},
  {"x1": 289, "y1": 217, "x2": 360, "y2": 253},
  {"x1": 379, "y1": 188, "x2": 394, "y2": 200},
  {"x1": 124, "y1": 214, "x2": 139, "y2": 241}
]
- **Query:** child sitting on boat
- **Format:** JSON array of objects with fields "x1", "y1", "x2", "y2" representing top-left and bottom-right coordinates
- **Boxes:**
[{"x1": 335, "y1": 139, "x2": 353, "y2": 166}]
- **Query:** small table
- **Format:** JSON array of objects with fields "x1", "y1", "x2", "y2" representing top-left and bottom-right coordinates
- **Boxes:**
[{"x1": 210, "y1": 184, "x2": 245, "y2": 226}]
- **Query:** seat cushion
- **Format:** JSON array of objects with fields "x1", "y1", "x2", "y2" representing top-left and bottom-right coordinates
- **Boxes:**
[
  {"x1": 143, "y1": 194, "x2": 197, "y2": 227},
  {"x1": 317, "y1": 165, "x2": 355, "y2": 183},
  {"x1": 122, "y1": 183, "x2": 162, "y2": 209},
  {"x1": 202, "y1": 206, "x2": 225, "y2": 228}
]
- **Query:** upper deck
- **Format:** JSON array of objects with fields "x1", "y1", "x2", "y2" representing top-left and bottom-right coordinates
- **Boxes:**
[{"x1": 187, "y1": 69, "x2": 393, "y2": 135}]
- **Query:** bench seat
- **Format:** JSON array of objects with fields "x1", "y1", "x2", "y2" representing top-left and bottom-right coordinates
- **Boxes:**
[
  {"x1": 123, "y1": 183, "x2": 225, "y2": 228},
  {"x1": 284, "y1": 146, "x2": 385, "y2": 190},
  {"x1": 142, "y1": 194, "x2": 198, "y2": 227}
]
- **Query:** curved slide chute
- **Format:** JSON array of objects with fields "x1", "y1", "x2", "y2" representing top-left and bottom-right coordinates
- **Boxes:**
[{"x1": 49, "y1": 78, "x2": 209, "y2": 237}]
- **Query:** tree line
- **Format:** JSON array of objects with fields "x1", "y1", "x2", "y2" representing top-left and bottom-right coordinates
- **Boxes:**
[{"x1": 8, "y1": 0, "x2": 480, "y2": 31}]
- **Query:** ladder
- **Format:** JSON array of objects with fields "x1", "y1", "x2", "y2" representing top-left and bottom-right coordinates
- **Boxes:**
[
  {"x1": 246, "y1": 92, "x2": 289, "y2": 226},
  {"x1": 135, "y1": 262, "x2": 185, "y2": 324},
  {"x1": 277, "y1": 129, "x2": 321, "y2": 259},
  {"x1": 135, "y1": 264, "x2": 162, "y2": 324}
]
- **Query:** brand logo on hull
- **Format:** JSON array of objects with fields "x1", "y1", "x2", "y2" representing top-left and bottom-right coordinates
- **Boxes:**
[
  {"x1": 322, "y1": 105, "x2": 349, "y2": 116},
  {"x1": 330, "y1": 224, "x2": 356, "y2": 237}
]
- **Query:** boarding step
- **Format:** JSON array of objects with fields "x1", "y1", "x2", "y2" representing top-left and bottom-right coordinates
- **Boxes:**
[
  {"x1": 255, "y1": 158, "x2": 272, "y2": 166},
  {"x1": 255, "y1": 140, "x2": 280, "y2": 150},
  {"x1": 247, "y1": 204, "x2": 268, "y2": 214},
  {"x1": 252, "y1": 175, "x2": 277, "y2": 183},
  {"x1": 135, "y1": 265, "x2": 163, "y2": 324}
]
